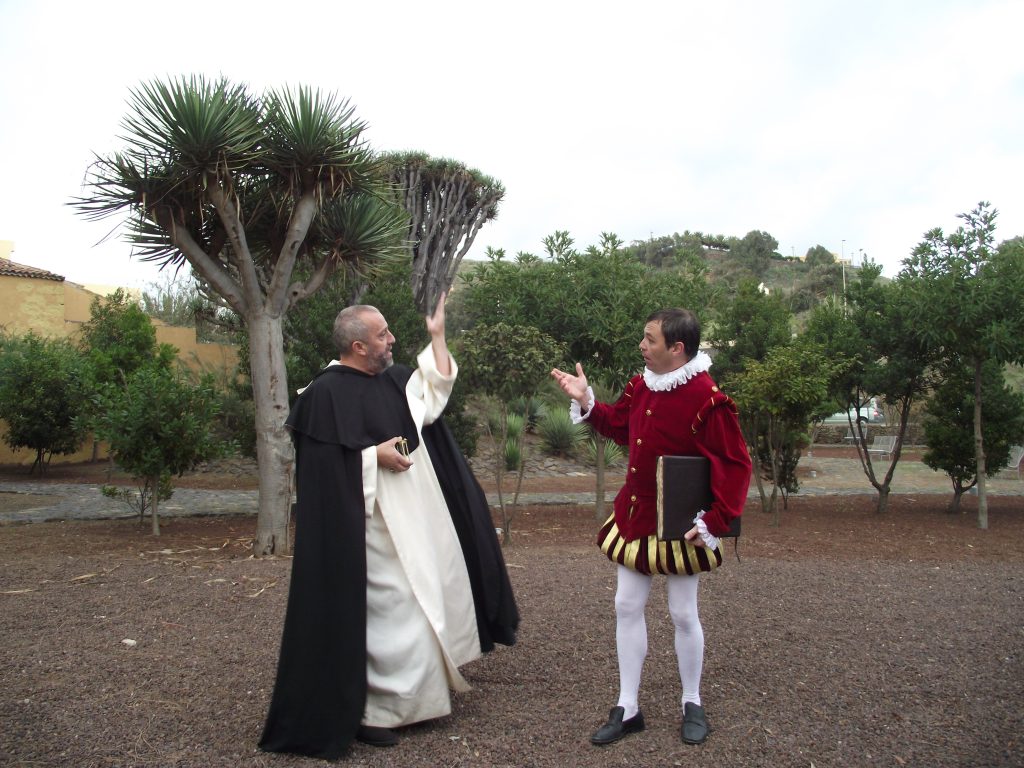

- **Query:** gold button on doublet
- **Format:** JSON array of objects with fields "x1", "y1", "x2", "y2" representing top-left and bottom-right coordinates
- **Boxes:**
[
  {"x1": 630, "y1": 494, "x2": 637, "y2": 502},
  {"x1": 636, "y1": 438, "x2": 642, "y2": 445},
  {"x1": 645, "y1": 409, "x2": 652, "y2": 416},
  {"x1": 630, "y1": 466, "x2": 637, "y2": 473}
]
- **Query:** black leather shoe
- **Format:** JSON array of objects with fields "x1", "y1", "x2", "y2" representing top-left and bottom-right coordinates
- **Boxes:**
[
  {"x1": 681, "y1": 702, "x2": 709, "y2": 745},
  {"x1": 356, "y1": 725, "x2": 398, "y2": 747},
  {"x1": 590, "y1": 706, "x2": 645, "y2": 745}
]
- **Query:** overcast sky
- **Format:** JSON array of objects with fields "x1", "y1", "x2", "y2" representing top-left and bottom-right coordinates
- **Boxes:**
[{"x1": 1, "y1": 0, "x2": 1021, "y2": 290}]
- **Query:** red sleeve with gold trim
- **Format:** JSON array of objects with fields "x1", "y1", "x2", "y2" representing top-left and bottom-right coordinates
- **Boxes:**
[
  {"x1": 692, "y1": 391, "x2": 751, "y2": 537},
  {"x1": 586, "y1": 377, "x2": 638, "y2": 446}
]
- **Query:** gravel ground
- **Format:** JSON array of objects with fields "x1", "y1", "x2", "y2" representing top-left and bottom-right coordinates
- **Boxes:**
[{"x1": 1, "y1": 492, "x2": 1022, "y2": 768}]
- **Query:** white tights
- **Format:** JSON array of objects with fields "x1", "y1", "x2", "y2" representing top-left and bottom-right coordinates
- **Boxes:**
[{"x1": 614, "y1": 564, "x2": 703, "y2": 719}]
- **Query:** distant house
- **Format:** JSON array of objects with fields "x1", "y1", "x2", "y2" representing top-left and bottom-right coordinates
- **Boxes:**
[{"x1": 0, "y1": 244, "x2": 238, "y2": 465}]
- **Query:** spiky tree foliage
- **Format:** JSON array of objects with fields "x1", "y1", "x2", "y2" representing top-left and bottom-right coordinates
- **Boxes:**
[
  {"x1": 72, "y1": 76, "x2": 408, "y2": 554},
  {"x1": 382, "y1": 151, "x2": 504, "y2": 313}
]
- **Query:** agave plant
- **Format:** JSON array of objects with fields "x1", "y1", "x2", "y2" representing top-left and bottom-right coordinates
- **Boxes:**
[
  {"x1": 583, "y1": 437, "x2": 624, "y2": 467},
  {"x1": 504, "y1": 413, "x2": 525, "y2": 471},
  {"x1": 537, "y1": 408, "x2": 587, "y2": 457},
  {"x1": 509, "y1": 396, "x2": 547, "y2": 432}
]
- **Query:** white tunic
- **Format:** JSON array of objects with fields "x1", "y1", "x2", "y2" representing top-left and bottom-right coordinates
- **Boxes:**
[{"x1": 358, "y1": 346, "x2": 481, "y2": 727}]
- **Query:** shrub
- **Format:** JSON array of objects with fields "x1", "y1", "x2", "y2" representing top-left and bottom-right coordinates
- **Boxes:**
[
  {"x1": 0, "y1": 332, "x2": 91, "y2": 473},
  {"x1": 509, "y1": 396, "x2": 547, "y2": 432},
  {"x1": 94, "y1": 364, "x2": 229, "y2": 535},
  {"x1": 538, "y1": 409, "x2": 587, "y2": 456},
  {"x1": 583, "y1": 437, "x2": 625, "y2": 467},
  {"x1": 504, "y1": 438, "x2": 522, "y2": 471}
]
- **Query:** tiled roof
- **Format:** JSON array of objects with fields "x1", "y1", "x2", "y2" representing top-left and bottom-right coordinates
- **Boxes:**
[{"x1": 0, "y1": 258, "x2": 65, "y2": 282}]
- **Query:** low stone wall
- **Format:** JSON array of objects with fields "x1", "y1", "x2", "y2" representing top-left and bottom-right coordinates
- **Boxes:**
[{"x1": 813, "y1": 422, "x2": 926, "y2": 446}]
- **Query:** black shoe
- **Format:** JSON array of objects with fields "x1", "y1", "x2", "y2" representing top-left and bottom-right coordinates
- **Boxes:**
[
  {"x1": 681, "y1": 702, "x2": 709, "y2": 745},
  {"x1": 356, "y1": 725, "x2": 398, "y2": 747},
  {"x1": 590, "y1": 706, "x2": 645, "y2": 746}
]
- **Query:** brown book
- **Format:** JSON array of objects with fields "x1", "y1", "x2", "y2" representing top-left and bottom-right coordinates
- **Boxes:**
[{"x1": 656, "y1": 455, "x2": 741, "y2": 541}]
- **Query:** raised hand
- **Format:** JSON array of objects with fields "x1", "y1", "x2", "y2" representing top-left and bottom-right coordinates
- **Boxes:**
[
  {"x1": 425, "y1": 291, "x2": 446, "y2": 339},
  {"x1": 426, "y1": 291, "x2": 451, "y2": 376},
  {"x1": 550, "y1": 362, "x2": 590, "y2": 406}
]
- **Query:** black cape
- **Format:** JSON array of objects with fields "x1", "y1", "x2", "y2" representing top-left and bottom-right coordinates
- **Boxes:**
[{"x1": 259, "y1": 364, "x2": 518, "y2": 760}]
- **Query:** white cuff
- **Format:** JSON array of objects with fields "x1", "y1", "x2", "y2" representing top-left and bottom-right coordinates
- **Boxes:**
[
  {"x1": 569, "y1": 386, "x2": 595, "y2": 424},
  {"x1": 693, "y1": 510, "x2": 721, "y2": 550}
]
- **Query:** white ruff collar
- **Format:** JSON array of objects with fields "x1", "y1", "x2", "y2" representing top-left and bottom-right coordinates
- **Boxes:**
[{"x1": 643, "y1": 350, "x2": 712, "y2": 391}]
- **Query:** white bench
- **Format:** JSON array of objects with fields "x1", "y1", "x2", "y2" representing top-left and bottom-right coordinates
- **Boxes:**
[
  {"x1": 844, "y1": 425, "x2": 868, "y2": 444},
  {"x1": 866, "y1": 435, "x2": 896, "y2": 459}
]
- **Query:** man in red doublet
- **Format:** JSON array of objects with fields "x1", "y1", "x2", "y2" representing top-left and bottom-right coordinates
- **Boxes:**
[{"x1": 551, "y1": 308, "x2": 751, "y2": 746}]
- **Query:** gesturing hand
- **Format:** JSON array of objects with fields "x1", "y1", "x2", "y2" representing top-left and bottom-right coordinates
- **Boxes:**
[{"x1": 550, "y1": 363, "x2": 590, "y2": 407}]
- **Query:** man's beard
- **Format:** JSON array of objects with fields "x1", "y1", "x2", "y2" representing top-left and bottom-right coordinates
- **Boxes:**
[{"x1": 369, "y1": 351, "x2": 393, "y2": 374}]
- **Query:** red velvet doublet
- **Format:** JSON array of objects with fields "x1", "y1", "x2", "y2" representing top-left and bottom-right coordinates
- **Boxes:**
[{"x1": 586, "y1": 370, "x2": 751, "y2": 542}]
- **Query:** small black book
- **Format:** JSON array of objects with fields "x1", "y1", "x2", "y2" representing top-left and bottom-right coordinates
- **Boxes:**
[{"x1": 656, "y1": 455, "x2": 741, "y2": 541}]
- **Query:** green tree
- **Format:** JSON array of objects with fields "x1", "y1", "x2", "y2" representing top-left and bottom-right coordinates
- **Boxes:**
[
  {"x1": 570, "y1": 238, "x2": 712, "y2": 385},
  {"x1": 460, "y1": 232, "x2": 710, "y2": 387},
  {"x1": 0, "y1": 333, "x2": 91, "y2": 473},
  {"x1": 458, "y1": 249, "x2": 565, "y2": 334},
  {"x1": 728, "y1": 339, "x2": 846, "y2": 524},
  {"x1": 455, "y1": 322, "x2": 565, "y2": 543},
  {"x1": 901, "y1": 202, "x2": 1024, "y2": 528},
  {"x1": 78, "y1": 288, "x2": 177, "y2": 465},
  {"x1": 382, "y1": 151, "x2": 504, "y2": 313},
  {"x1": 706, "y1": 278, "x2": 792, "y2": 385},
  {"x1": 72, "y1": 75, "x2": 407, "y2": 554},
  {"x1": 94, "y1": 364, "x2": 228, "y2": 535},
  {"x1": 729, "y1": 230, "x2": 778, "y2": 279},
  {"x1": 808, "y1": 266, "x2": 941, "y2": 512},
  {"x1": 922, "y1": 359, "x2": 1024, "y2": 511},
  {"x1": 457, "y1": 232, "x2": 710, "y2": 515},
  {"x1": 140, "y1": 274, "x2": 198, "y2": 327},
  {"x1": 623, "y1": 230, "x2": 725, "y2": 269},
  {"x1": 802, "y1": 296, "x2": 863, "y2": 440},
  {"x1": 705, "y1": 279, "x2": 803, "y2": 505},
  {"x1": 542, "y1": 230, "x2": 578, "y2": 262},
  {"x1": 79, "y1": 289, "x2": 175, "y2": 388},
  {"x1": 804, "y1": 244, "x2": 835, "y2": 267}
]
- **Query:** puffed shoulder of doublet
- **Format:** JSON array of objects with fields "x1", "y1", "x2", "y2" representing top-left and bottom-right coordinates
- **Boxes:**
[{"x1": 690, "y1": 390, "x2": 738, "y2": 434}]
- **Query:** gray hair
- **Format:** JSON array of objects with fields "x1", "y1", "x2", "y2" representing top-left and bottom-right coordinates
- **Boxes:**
[{"x1": 333, "y1": 304, "x2": 380, "y2": 356}]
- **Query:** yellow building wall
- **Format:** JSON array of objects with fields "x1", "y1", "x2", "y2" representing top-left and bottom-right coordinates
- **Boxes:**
[
  {"x1": 0, "y1": 275, "x2": 66, "y2": 337},
  {"x1": 0, "y1": 273, "x2": 239, "y2": 466},
  {"x1": 61, "y1": 281, "x2": 103, "y2": 340},
  {"x1": 153, "y1": 321, "x2": 240, "y2": 377}
]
